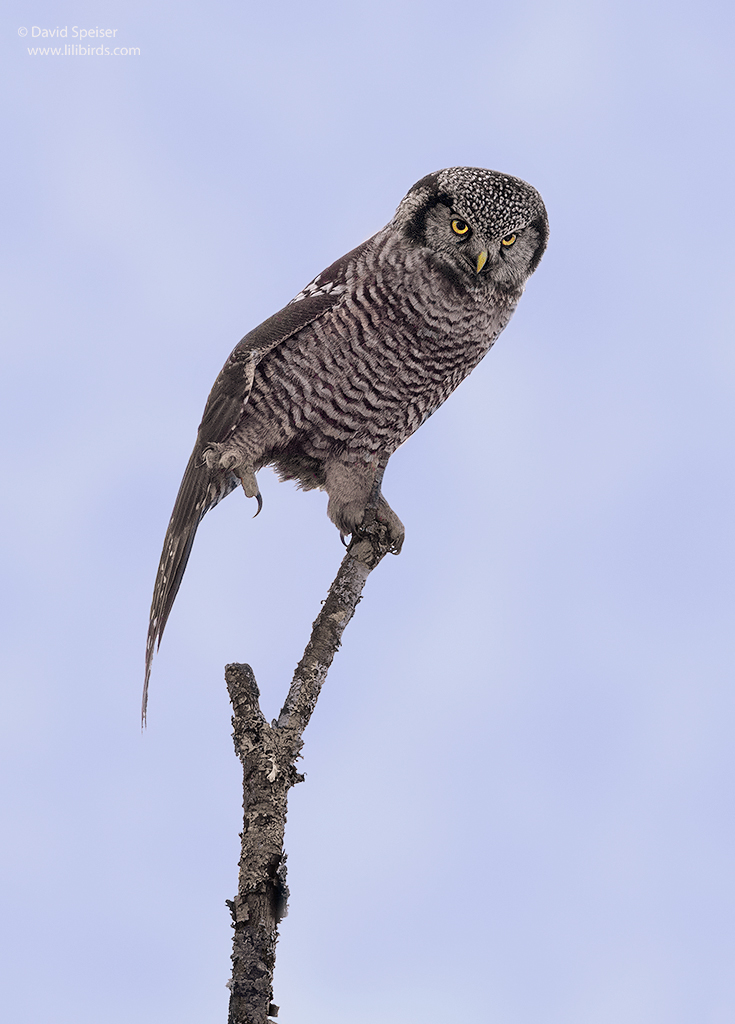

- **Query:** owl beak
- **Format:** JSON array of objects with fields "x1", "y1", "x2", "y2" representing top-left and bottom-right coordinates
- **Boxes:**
[{"x1": 476, "y1": 250, "x2": 488, "y2": 274}]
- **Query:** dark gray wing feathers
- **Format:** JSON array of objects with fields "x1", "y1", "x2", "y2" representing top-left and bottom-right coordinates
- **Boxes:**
[
  {"x1": 197, "y1": 237, "x2": 376, "y2": 446},
  {"x1": 143, "y1": 236, "x2": 374, "y2": 722}
]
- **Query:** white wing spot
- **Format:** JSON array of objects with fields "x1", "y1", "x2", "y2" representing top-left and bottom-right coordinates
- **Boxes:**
[{"x1": 289, "y1": 275, "x2": 347, "y2": 304}]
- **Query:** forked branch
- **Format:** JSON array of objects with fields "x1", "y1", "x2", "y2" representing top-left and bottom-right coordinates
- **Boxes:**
[{"x1": 225, "y1": 516, "x2": 393, "y2": 1024}]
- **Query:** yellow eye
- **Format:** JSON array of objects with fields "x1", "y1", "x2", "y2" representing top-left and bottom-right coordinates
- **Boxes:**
[
  {"x1": 501, "y1": 233, "x2": 517, "y2": 247},
  {"x1": 451, "y1": 219, "x2": 470, "y2": 236}
]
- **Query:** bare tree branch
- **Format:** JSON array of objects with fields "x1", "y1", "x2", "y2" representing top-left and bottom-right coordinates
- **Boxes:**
[{"x1": 226, "y1": 518, "x2": 393, "y2": 1024}]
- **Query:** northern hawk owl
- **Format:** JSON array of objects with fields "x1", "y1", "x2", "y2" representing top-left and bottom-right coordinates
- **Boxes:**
[{"x1": 145, "y1": 167, "x2": 548, "y2": 714}]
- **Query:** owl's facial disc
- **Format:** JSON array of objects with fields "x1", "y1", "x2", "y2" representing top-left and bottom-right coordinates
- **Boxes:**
[
  {"x1": 419, "y1": 203, "x2": 491, "y2": 279},
  {"x1": 397, "y1": 166, "x2": 549, "y2": 283},
  {"x1": 405, "y1": 188, "x2": 546, "y2": 294}
]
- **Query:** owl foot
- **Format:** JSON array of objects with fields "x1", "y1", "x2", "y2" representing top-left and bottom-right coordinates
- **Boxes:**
[
  {"x1": 236, "y1": 467, "x2": 262, "y2": 517},
  {"x1": 373, "y1": 497, "x2": 405, "y2": 555},
  {"x1": 324, "y1": 457, "x2": 403, "y2": 554},
  {"x1": 201, "y1": 445, "x2": 262, "y2": 515},
  {"x1": 349, "y1": 506, "x2": 404, "y2": 557},
  {"x1": 332, "y1": 498, "x2": 404, "y2": 555}
]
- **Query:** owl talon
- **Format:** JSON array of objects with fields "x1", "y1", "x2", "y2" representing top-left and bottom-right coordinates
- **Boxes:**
[
  {"x1": 340, "y1": 530, "x2": 350, "y2": 547},
  {"x1": 253, "y1": 491, "x2": 263, "y2": 518}
]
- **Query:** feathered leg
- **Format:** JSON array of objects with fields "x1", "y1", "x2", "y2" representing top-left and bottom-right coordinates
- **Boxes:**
[{"x1": 323, "y1": 452, "x2": 405, "y2": 553}]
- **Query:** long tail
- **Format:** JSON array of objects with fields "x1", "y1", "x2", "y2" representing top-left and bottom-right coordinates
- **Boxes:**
[{"x1": 143, "y1": 447, "x2": 237, "y2": 724}]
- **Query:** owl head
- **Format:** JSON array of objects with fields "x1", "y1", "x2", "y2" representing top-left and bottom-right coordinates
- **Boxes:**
[{"x1": 393, "y1": 166, "x2": 549, "y2": 294}]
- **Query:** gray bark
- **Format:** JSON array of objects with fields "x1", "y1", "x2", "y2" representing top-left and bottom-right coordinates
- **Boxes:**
[{"x1": 226, "y1": 519, "x2": 393, "y2": 1023}]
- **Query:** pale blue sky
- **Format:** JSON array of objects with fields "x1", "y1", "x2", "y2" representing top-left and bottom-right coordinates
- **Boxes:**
[{"x1": 2, "y1": 1, "x2": 735, "y2": 1021}]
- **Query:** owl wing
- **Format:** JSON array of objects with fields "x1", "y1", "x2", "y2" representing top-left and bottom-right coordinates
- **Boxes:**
[
  {"x1": 143, "y1": 235, "x2": 377, "y2": 721},
  {"x1": 197, "y1": 236, "x2": 376, "y2": 446}
]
